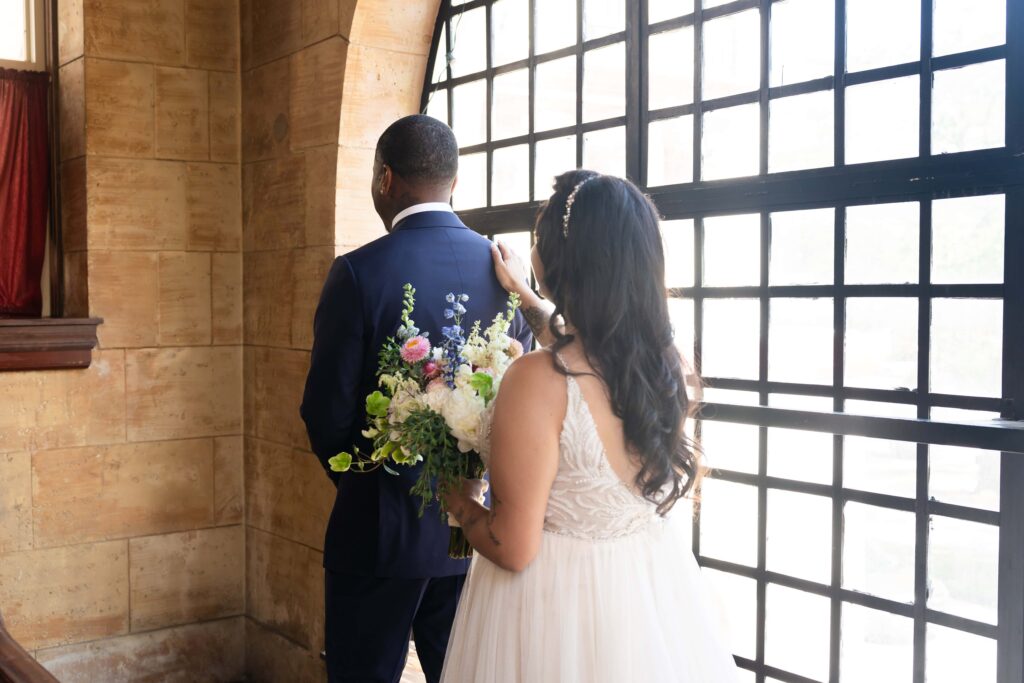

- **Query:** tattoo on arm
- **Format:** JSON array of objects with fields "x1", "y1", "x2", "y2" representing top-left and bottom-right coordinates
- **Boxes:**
[
  {"x1": 522, "y1": 305, "x2": 552, "y2": 340},
  {"x1": 486, "y1": 493, "x2": 503, "y2": 546}
]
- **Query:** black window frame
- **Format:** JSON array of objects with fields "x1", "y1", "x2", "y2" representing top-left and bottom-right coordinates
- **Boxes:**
[{"x1": 422, "y1": 1, "x2": 1024, "y2": 681}]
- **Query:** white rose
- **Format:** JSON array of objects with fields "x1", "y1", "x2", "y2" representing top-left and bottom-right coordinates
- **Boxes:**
[{"x1": 441, "y1": 385, "x2": 486, "y2": 453}]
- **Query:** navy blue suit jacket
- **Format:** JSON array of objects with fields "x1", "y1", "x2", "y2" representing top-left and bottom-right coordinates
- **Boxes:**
[{"x1": 300, "y1": 210, "x2": 533, "y2": 578}]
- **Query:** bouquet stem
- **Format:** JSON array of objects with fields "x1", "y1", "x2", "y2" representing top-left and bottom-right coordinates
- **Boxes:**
[{"x1": 448, "y1": 527, "x2": 473, "y2": 559}]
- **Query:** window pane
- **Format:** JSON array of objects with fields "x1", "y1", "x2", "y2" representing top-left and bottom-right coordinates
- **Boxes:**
[
  {"x1": 702, "y1": 9, "x2": 760, "y2": 100},
  {"x1": 583, "y1": 126, "x2": 626, "y2": 177},
  {"x1": 765, "y1": 585, "x2": 831, "y2": 681},
  {"x1": 932, "y1": 195, "x2": 1004, "y2": 285},
  {"x1": 649, "y1": 28, "x2": 695, "y2": 110},
  {"x1": 431, "y1": 25, "x2": 449, "y2": 84},
  {"x1": 932, "y1": 60, "x2": 1006, "y2": 154},
  {"x1": 844, "y1": 435, "x2": 917, "y2": 498},
  {"x1": 649, "y1": 0, "x2": 695, "y2": 24},
  {"x1": 667, "y1": 297, "x2": 695, "y2": 358},
  {"x1": 453, "y1": 152, "x2": 487, "y2": 210},
  {"x1": 702, "y1": 298, "x2": 760, "y2": 379},
  {"x1": 846, "y1": 76, "x2": 919, "y2": 164},
  {"x1": 843, "y1": 502, "x2": 916, "y2": 603},
  {"x1": 767, "y1": 427, "x2": 833, "y2": 485},
  {"x1": 930, "y1": 445, "x2": 999, "y2": 512},
  {"x1": 449, "y1": 7, "x2": 487, "y2": 78},
  {"x1": 846, "y1": 0, "x2": 920, "y2": 72},
  {"x1": 704, "y1": 388, "x2": 760, "y2": 405},
  {"x1": 704, "y1": 569, "x2": 757, "y2": 661},
  {"x1": 769, "y1": 298, "x2": 833, "y2": 385},
  {"x1": 425, "y1": 89, "x2": 449, "y2": 126},
  {"x1": 536, "y1": 0, "x2": 577, "y2": 54},
  {"x1": 933, "y1": 0, "x2": 1005, "y2": 57},
  {"x1": 534, "y1": 135, "x2": 576, "y2": 199},
  {"x1": 770, "y1": 0, "x2": 833, "y2": 86},
  {"x1": 845, "y1": 202, "x2": 919, "y2": 284},
  {"x1": 662, "y1": 219, "x2": 695, "y2": 288},
  {"x1": 845, "y1": 298, "x2": 918, "y2": 390},
  {"x1": 583, "y1": 43, "x2": 626, "y2": 123},
  {"x1": 767, "y1": 490, "x2": 832, "y2": 583},
  {"x1": 703, "y1": 214, "x2": 760, "y2": 287},
  {"x1": 769, "y1": 208, "x2": 834, "y2": 286},
  {"x1": 492, "y1": 69, "x2": 529, "y2": 140},
  {"x1": 584, "y1": 0, "x2": 625, "y2": 39},
  {"x1": 699, "y1": 478, "x2": 758, "y2": 566},
  {"x1": 648, "y1": 116, "x2": 694, "y2": 186},
  {"x1": 841, "y1": 605, "x2": 914, "y2": 682},
  {"x1": 768, "y1": 393, "x2": 834, "y2": 412},
  {"x1": 492, "y1": 0, "x2": 529, "y2": 66},
  {"x1": 931, "y1": 298, "x2": 1002, "y2": 397},
  {"x1": 534, "y1": 56, "x2": 577, "y2": 132},
  {"x1": 926, "y1": 625, "x2": 997, "y2": 683},
  {"x1": 769, "y1": 90, "x2": 834, "y2": 173},
  {"x1": 702, "y1": 104, "x2": 760, "y2": 180},
  {"x1": 928, "y1": 517, "x2": 998, "y2": 624},
  {"x1": 452, "y1": 80, "x2": 487, "y2": 146},
  {"x1": 491, "y1": 145, "x2": 530, "y2": 206},
  {"x1": 702, "y1": 420, "x2": 759, "y2": 474},
  {"x1": 0, "y1": 1, "x2": 28, "y2": 61},
  {"x1": 495, "y1": 230, "x2": 531, "y2": 264}
]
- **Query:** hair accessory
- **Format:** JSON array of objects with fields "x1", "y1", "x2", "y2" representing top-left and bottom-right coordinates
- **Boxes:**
[{"x1": 562, "y1": 175, "x2": 598, "y2": 238}]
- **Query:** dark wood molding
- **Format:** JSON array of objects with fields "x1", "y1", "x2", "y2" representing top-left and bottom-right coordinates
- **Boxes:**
[{"x1": 0, "y1": 318, "x2": 102, "y2": 372}]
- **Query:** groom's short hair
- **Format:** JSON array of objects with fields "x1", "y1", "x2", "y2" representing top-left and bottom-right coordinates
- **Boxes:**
[{"x1": 376, "y1": 115, "x2": 459, "y2": 188}]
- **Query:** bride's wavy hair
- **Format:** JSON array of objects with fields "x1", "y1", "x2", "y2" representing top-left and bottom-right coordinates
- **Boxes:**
[{"x1": 535, "y1": 170, "x2": 701, "y2": 514}]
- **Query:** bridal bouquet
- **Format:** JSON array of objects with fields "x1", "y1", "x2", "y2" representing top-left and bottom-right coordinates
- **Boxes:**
[{"x1": 328, "y1": 283, "x2": 522, "y2": 558}]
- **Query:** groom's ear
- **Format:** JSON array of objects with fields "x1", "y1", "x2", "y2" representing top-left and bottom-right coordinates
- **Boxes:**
[{"x1": 379, "y1": 165, "x2": 394, "y2": 195}]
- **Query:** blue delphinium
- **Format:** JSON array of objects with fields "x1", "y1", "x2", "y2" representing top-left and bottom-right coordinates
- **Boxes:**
[{"x1": 441, "y1": 292, "x2": 469, "y2": 389}]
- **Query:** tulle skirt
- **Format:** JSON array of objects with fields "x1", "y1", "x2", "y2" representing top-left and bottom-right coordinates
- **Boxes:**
[{"x1": 441, "y1": 516, "x2": 743, "y2": 682}]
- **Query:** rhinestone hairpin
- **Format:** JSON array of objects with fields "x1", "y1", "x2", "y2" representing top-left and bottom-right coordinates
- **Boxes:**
[{"x1": 561, "y1": 175, "x2": 598, "y2": 238}]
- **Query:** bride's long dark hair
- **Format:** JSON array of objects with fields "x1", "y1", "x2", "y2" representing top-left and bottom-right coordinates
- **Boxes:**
[{"x1": 535, "y1": 170, "x2": 701, "y2": 514}]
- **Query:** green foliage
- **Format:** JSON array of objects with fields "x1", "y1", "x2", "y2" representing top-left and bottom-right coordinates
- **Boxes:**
[
  {"x1": 329, "y1": 452, "x2": 353, "y2": 472},
  {"x1": 469, "y1": 372, "x2": 495, "y2": 403},
  {"x1": 365, "y1": 391, "x2": 390, "y2": 418}
]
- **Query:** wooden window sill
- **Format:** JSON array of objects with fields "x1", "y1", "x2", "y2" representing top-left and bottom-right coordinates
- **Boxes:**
[{"x1": 0, "y1": 318, "x2": 102, "y2": 372}]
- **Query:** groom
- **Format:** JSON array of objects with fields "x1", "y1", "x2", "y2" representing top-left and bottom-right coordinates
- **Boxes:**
[{"x1": 300, "y1": 115, "x2": 532, "y2": 683}]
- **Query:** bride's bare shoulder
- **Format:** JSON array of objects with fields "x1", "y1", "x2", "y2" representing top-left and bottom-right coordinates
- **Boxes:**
[{"x1": 495, "y1": 350, "x2": 565, "y2": 406}]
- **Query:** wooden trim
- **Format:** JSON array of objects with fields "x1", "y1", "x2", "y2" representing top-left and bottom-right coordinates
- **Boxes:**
[
  {"x1": 0, "y1": 318, "x2": 102, "y2": 372},
  {"x1": 0, "y1": 612, "x2": 58, "y2": 683}
]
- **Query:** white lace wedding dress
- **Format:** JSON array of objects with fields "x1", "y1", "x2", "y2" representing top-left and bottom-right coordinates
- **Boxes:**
[{"x1": 440, "y1": 368, "x2": 743, "y2": 682}]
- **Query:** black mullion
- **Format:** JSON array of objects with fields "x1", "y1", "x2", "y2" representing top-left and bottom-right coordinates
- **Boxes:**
[
  {"x1": 669, "y1": 283, "x2": 1003, "y2": 299},
  {"x1": 758, "y1": 0, "x2": 769, "y2": 178},
  {"x1": 626, "y1": 0, "x2": 644, "y2": 185},
  {"x1": 420, "y1": 0, "x2": 450, "y2": 114},
  {"x1": 920, "y1": 0, "x2": 933, "y2": 160},
  {"x1": 699, "y1": 89, "x2": 762, "y2": 112},
  {"x1": 768, "y1": 75, "x2": 835, "y2": 100},
  {"x1": 692, "y1": 214, "x2": 705, "y2": 559},
  {"x1": 829, "y1": 202, "x2": 845, "y2": 683},
  {"x1": 912, "y1": 196, "x2": 932, "y2": 683},
  {"x1": 757, "y1": 217, "x2": 771, "y2": 683},
  {"x1": 527, "y1": 0, "x2": 536, "y2": 202},
  {"x1": 446, "y1": 15, "x2": 455, "y2": 129},
  {"x1": 441, "y1": 0, "x2": 488, "y2": 17},
  {"x1": 693, "y1": 3, "x2": 703, "y2": 184},
  {"x1": 575, "y1": 0, "x2": 584, "y2": 168},
  {"x1": 834, "y1": 0, "x2": 845, "y2": 169},
  {"x1": 701, "y1": 0, "x2": 760, "y2": 22},
  {"x1": 485, "y1": 0, "x2": 494, "y2": 208}
]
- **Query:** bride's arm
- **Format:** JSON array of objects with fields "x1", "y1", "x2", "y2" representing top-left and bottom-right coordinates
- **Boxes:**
[
  {"x1": 444, "y1": 352, "x2": 563, "y2": 572},
  {"x1": 491, "y1": 242, "x2": 561, "y2": 348}
]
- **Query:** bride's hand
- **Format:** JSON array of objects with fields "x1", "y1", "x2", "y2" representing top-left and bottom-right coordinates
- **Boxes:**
[{"x1": 491, "y1": 241, "x2": 532, "y2": 298}]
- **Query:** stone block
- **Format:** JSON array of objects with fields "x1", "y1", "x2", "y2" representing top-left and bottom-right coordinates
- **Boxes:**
[
  {"x1": 248, "y1": 0, "x2": 302, "y2": 68},
  {"x1": 209, "y1": 71, "x2": 240, "y2": 162},
  {"x1": 0, "y1": 541, "x2": 129, "y2": 650},
  {"x1": 212, "y1": 252, "x2": 243, "y2": 345},
  {"x1": 245, "y1": 438, "x2": 333, "y2": 550},
  {"x1": 88, "y1": 157, "x2": 188, "y2": 251},
  {"x1": 291, "y1": 247, "x2": 334, "y2": 350},
  {"x1": 347, "y1": 0, "x2": 437, "y2": 55},
  {"x1": 243, "y1": 155, "x2": 305, "y2": 251},
  {"x1": 334, "y1": 144, "x2": 383, "y2": 247},
  {"x1": 187, "y1": 162, "x2": 242, "y2": 251},
  {"x1": 303, "y1": 0, "x2": 340, "y2": 45},
  {"x1": 242, "y1": 57, "x2": 290, "y2": 162},
  {"x1": 155, "y1": 66, "x2": 210, "y2": 161},
  {"x1": 243, "y1": 249, "x2": 293, "y2": 347},
  {"x1": 84, "y1": 0, "x2": 185, "y2": 65},
  {"x1": 186, "y1": 0, "x2": 239, "y2": 71},
  {"x1": 289, "y1": 37, "x2": 346, "y2": 150},
  {"x1": 250, "y1": 346, "x2": 310, "y2": 450},
  {"x1": 58, "y1": 58, "x2": 84, "y2": 160},
  {"x1": 126, "y1": 347, "x2": 242, "y2": 441},
  {"x1": 0, "y1": 452, "x2": 32, "y2": 553},
  {"x1": 246, "y1": 527, "x2": 324, "y2": 650},
  {"x1": 338, "y1": 45, "x2": 427, "y2": 149},
  {"x1": 129, "y1": 526, "x2": 244, "y2": 631},
  {"x1": 213, "y1": 436, "x2": 243, "y2": 524},
  {"x1": 159, "y1": 252, "x2": 212, "y2": 346},
  {"x1": 245, "y1": 618, "x2": 327, "y2": 683},
  {"x1": 32, "y1": 439, "x2": 214, "y2": 547},
  {"x1": 84, "y1": 58, "x2": 154, "y2": 158},
  {"x1": 60, "y1": 156, "x2": 87, "y2": 253},
  {"x1": 303, "y1": 145, "x2": 338, "y2": 247},
  {"x1": 87, "y1": 251, "x2": 159, "y2": 348},
  {"x1": 58, "y1": 0, "x2": 84, "y2": 65},
  {"x1": 37, "y1": 617, "x2": 245, "y2": 683}
]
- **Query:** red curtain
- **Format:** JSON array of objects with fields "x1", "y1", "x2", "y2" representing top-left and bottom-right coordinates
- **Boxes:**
[{"x1": 0, "y1": 68, "x2": 50, "y2": 317}]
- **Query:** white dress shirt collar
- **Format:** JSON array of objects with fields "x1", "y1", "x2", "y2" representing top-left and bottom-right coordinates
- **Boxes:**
[{"x1": 391, "y1": 202, "x2": 455, "y2": 229}]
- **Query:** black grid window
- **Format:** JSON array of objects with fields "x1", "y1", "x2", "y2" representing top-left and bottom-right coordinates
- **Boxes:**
[{"x1": 423, "y1": 1, "x2": 1024, "y2": 682}]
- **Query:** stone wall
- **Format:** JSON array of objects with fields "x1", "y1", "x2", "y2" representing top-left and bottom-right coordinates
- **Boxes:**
[{"x1": 0, "y1": 0, "x2": 245, "y2": 680}]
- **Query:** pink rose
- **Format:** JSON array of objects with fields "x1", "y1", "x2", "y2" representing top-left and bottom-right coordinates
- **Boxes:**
[
  {"x1": 400, "y1": 336, "x2": 431, "y2": 364},
  {"x1": 507, "y1": 338, "x2": 524, "y2": 359},
  {"x1": 422, "y1": 360, "x2": 440, "y2": 378},
  {"x1": 426, "y1": 377, "x2": 447, "y2": 393}
]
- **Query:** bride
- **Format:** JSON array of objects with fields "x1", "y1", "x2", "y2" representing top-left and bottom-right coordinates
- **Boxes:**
[{"x1": 440, "y1": 170, "x2": 742, "y2": 681}]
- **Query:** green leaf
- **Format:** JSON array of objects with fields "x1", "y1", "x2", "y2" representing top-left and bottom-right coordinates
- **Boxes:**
[
  {"x1": 328, "y1": 452, "x2": 353, "y2": 472},
  {"x1": 365, "y1": 391, "x2": 391, "y2": 417},
  {"x1": 470, "y1": 372, "x2": 494, "y2": 402},
  {"x1": 382, "y1": 462, "x2": 400, "y2": 476}
]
